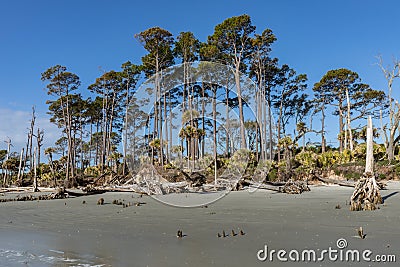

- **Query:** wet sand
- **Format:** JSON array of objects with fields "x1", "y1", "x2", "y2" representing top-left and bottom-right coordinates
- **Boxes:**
[{"x1": 1, "y1": 182, "x2": 400, "y2": 266}]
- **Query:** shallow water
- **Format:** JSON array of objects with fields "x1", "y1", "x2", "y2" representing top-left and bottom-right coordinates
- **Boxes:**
[{"x1": 0, "y1": 248, "x2": 107, "y2": 267}]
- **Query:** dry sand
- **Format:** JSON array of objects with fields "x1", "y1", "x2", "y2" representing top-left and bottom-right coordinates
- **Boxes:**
[{"x1": 1, "y1": 182, "x2": 400, "y2": 267}]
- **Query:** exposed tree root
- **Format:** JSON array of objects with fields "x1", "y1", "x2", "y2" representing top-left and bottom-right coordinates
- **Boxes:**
[
  {"x1": 350, "y1": 172, "x2": 383, "y2": 211},
  {"x1": 280, "y1": 179, "x2": 310, "y2": 194}
]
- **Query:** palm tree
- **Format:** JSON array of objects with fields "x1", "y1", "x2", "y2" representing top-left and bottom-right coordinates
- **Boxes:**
[{"x1": 149, "y1": 139, "x2": 161, "y2": 165}]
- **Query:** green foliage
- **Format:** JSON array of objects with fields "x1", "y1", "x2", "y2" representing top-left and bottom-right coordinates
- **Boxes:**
[
  {"x1": 317, "y1": 151, "x2": 341, "y2": 169},
  {"x1": 0, "y1": 150, "x2": 7, "y2": 162},
  {"x1": 278, "y1": 136, "x2": 294, "y2": 148},
  {"x1": 211, "y1": 15, "x2": 255, "y2": 54},
  {"x1": 265, "y1": 168, "x2": 276, "y2": 181},
  {"x1": 226, "y1": 149, "x2": 250, "y2": 175},
  {"x1": 353, "y1": 143, "x2": 386, "y2": 161},
  {"x1": 135, "y1": 27, "x2": 174, "y2": 77},
  {"x1": 295, "y1": 151, "x2": 318, "y2": 172},
  {"x1": 2, "y1": 157, "x2": 19, "y2": 172},
  {"x1": 173, "y1": 32, "x2": 200, "y2": 63},
  {"x1": 149, "y1": 138, "x2": 161, "y2": 148}
]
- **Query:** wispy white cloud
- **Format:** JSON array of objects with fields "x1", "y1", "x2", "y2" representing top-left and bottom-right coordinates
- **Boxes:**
[{"x1": 0, "y1": 108, "x2": 61, "y2": 154}]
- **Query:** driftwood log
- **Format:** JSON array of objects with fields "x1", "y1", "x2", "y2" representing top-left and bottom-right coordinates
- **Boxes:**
[
  {"x1": 280, "y1": 180, "x2": 310, "y2": 194},
  {"x1": 245, "y1": 179, "x2": 310, "y2": 194}
]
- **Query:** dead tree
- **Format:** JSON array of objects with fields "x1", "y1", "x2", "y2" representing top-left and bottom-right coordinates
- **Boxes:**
[
  {"x1": 17, "y1": 148, "x2": 24, "y2": 185},
  {"x1": 377, "y1": 56, "x2": 400, "y2": 162},
  {"x1": 2, "y1": 138, "x2": 12, "y2": 186},
  {"x1": 33, "y1": 128, "x2": 44, "y2": 167},
  {"x1": 350, "y1": 116, "x2": 382, "y2": 211},
  {"x1": 32, "y1": 147, "x2": 39, "y2": 192}
]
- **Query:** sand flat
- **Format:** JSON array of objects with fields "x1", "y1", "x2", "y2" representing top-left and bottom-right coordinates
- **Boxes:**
[{"x1": 1, "y1": 182, "x2": 400, "y2": 266}]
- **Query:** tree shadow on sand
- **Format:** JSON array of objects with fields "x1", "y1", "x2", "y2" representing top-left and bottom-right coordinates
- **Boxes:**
[{"x1": 382, "y1": 191, "x2": 399, "y2": 203}]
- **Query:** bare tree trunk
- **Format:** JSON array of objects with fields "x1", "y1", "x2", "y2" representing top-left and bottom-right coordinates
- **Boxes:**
[
  {"x1": 80, "y1": 124, "x2": 84, "y2": 171},
  {"x1": 28, "y1": 107, "x2": 36, "y2": 172},
  {"x1": 262, "y1": 91, "x2": 268, "y2": 161},
  {"x1": 211, "y1": 86, "x2": 218, "y2": 186},
  {"x1": 101, "y1": 83, "x2": 108, "y2": 172},
  {"x1": 2, "y1": 138, "x2": 12, "y2": 186},
  {"x1": 377, "y1": 57, "x2": 400, "y2": 162},
  {"x1": 345, "y1": 88, "x2": 354, "y2": 151},
  {"x1": 365, "y1": 117, "x2": 374, "y2": 173},
  {"x1": 89, "y1": 121, "x2": 93, "y2": 168},
  {"x1": 321, "y1": 106, "x2": 326, "y2": 153},
  {"x1": 268, "y1": 95, "x2": 273, "y2": 161},
  {"x1": 338, "y1": 101, "x2": 344, "y2": 153},
  {"x1": 33, "y1": 147, "x2": 39, "y2": 192},
  {"x1": 17, "y1": 148, "x2": 24, "y2": 184},
  {"x1": 225, "y1": 84, "x2": 230, "y2": 156},
  {"x1": 235, "y1": 68, "x2": 247, "y2": 149},
  {"x1": 122, "y1": 80, "x2": 130, "y2": 176},
  {"x1": 33, "y1": 128, "x2": 44, "y2": 173},
  {"x1": 169, "y1": 92, "x2": 173, "y2": 161},
  {"x1": 350, "y1": 116, "x2": 382, "y2": 211}
]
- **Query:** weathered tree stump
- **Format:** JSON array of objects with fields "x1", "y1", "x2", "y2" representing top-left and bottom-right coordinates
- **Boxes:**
[
  {"x1": 350, "y1": 117, "x2": 382, "y2": 211},
  {"x1": 350, "y1": 172, "x2": 382, "y2": 211}
]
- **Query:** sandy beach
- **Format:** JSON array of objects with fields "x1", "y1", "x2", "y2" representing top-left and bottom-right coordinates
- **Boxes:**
[{"x1": 1, "y1": 182, "x2": 400, "y2": 267}]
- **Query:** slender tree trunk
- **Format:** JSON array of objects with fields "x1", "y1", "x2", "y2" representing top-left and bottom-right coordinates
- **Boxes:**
[
  {"x1": 267, "y1": 94, "x2": 273, "y2": 161},
  {"x1": 80, "y1": 123, "x2": 84, "y2": 171},
  {"x1": 169, "y1": 92, "x2": 173, "y2": 161},
  {"x1": 277, "y1": 97, "x2": 284, "y2": 162},
  {"x1": 321, "y1": 105, "x2": 326, "y2": 153},
  {"x1": 89, "y1": 121, "x2": 93, "y2": 167},
  {"x1": 345, "y1": 88, "x2": 354, "y2": 151},
  {"x1": 17, "y1": 148, "x2": 24, "y2": 184},
  {"x1": 201, "y1": 82, "x2": 206, "y2": 157},
  {"x1": 28, "y1": 107, "x2": 35, "y2": 172},
  {"x1": 262, "y1": 91, "x2": 268, "y2": 161},
  {"x1": 235, "y1": 68, "x2": 247, "y2": 149},
  {"x1": 164, "y1": 90, "x2": 168, "y2": 164},
  {"x1": 107, "y1": 91, "x2": 117, "y2": 166},
  {"x1": 47, "y1": 152, "x2": 56, "y2": 187},
  {"x1": 23, "y1": 134, "x2": 29, "y2": 175},
  {"x1": 101, "y1": 86, "x2": 108, "y2": 172},
  {"x1": 213, "y1": 86, "x2": 217, "y2": 185},
  {"x1": 225, "y1": 82, "x2": 230, "y2": 156},
  {"x1": 33, "y1": 147, "x2": 39, "y2": 192},
  {"x1": 123, "y1": 81, "x2": 130, "y2": 176},
  {"x1": 338, "y1": 97, "x2": 345, "y2": 153}
]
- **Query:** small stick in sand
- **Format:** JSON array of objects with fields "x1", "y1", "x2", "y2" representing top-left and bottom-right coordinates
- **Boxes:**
[
  {"x1": 222, "y1": 230, "x2": 227, "y2": 237},
  {"x1": 240, "y1": 229, "x2": 245, "y2": 236},
  {"x1": 231, "y1": 230, "x2": 237, "y2": 236},
  {"x1": 357, "y1": 227, "x2": 366, "y2": 239},
  {"x1": 177, "y1": 230, "x2": 183, "y2": 238},
  {"x1": 217, "y1": 233, "x2": 222, "y2": 238},
  {"x1": 97, "y1": 198, "x2": 104, "y2": 205}
]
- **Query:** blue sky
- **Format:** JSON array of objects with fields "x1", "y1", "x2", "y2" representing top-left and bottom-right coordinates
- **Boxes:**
[{"x1": 1, "y1": 0, "x2": 399, "y2": 152}]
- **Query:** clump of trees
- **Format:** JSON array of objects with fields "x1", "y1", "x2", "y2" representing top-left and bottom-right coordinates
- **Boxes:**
[{"x1": 2, "y1": 14, "x2": 400, "y2": 189}]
